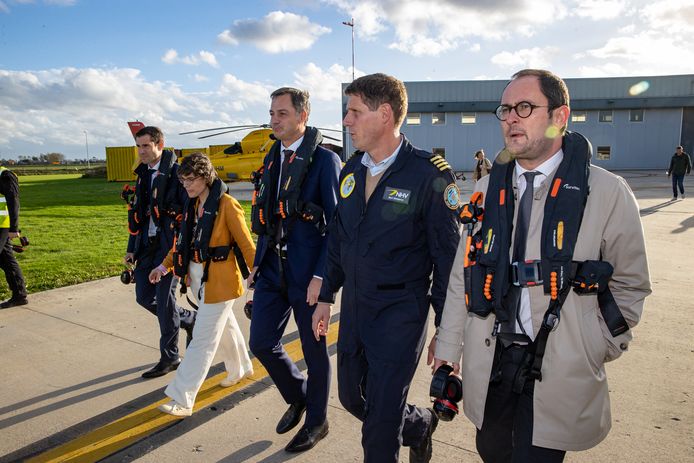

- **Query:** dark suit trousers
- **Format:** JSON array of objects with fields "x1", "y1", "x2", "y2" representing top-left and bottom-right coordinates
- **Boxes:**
[
  {"x1": 249, "y1": 251, "x2": 330, "y2": 428},
  {"x1": 336, "y1": 285, "x2": 433, "y2": 463},
  {"x1": 0, "y1": 228, "x2": 26, "y2": 299},
  {"x1": 476, "y1": 341, "x2": 566, "y2": 463},
  {"x1": 134, "y1": 239, "x2": 194, "y2": 363}
]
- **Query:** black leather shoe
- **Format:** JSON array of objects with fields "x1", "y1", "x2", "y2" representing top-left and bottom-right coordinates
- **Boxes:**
[
  {"x1": 276, "y1": 402, "x2": 306, "y2": 434},
  {"x1": 141, "y1": 358, "x2": 181, "y2": 379},
  {"x1": 0, "y1": 297, "x2": 28, "y2": 309},
  {"x1": 285, "y1": 421, "x2": 329, "y2": 453},
  {"x1": 410, "y1": 409, "x2": 439, "y2": 463}
]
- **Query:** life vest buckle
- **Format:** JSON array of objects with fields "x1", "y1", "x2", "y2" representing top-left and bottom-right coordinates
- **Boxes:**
[{"x1": 511, "y1": 260, "x2": 543, "y2": 287}]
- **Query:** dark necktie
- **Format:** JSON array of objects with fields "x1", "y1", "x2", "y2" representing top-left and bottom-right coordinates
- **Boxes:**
[
  {"x1": 513, "y1": 171, "x2": 539, "y2": 263},
  {"x1": 275, "y1": 150, "x2": 293, "y2": 242},
  {"x1": 142, "y1": 168, "x2": 155, "y2": 208},
  {"x1": 280, "y1": 149, "x2": 293, "y2": 191},
  {"x1": 503, "y1": 170, "x2": 539, "y2": 336}
]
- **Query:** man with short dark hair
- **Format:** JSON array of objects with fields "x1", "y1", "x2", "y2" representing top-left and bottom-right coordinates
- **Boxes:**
[
  {"x1": 126, "y1": 126, "x2": 195, "y2": 379},
  {"x1": 248, "y1": 87, "x2": 340, "y2": 453},
  {"x1": 667, "y1": 145, "x2": 691, "y2": 199},
  {"x1": 314, "y1": 73, "x2": 460, "y2": 463},
  {"x1": 0, "y1": 165, "x2": 28, "y2": 309},
  {"x1": 434, "y1": 69, "x2": 651, "y2": 461}
]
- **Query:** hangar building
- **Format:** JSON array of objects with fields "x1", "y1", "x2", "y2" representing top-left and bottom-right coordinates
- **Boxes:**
[{"x1": 341, "y1": 74, "x2": 694, "y2": 172}]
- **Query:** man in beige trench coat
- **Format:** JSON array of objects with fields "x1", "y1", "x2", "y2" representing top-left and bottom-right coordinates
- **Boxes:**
[{"x1": 432, "y1": 69, "x2": 651, "y2": 462}]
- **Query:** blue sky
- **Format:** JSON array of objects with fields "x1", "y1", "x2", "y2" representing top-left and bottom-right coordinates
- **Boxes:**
[{"x1": 1, "y1": 0, "x2": 693, "y2": 159}]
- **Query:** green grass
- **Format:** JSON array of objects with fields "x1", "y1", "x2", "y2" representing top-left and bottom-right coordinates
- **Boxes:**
[{"x1": 1, "y1": 174, "x2": 251, "y2": 299}]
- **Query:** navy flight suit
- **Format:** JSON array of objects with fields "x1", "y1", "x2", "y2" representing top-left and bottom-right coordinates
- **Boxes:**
[{"x1": 319, "y1": 137, "x2": 460, "y2": 462}]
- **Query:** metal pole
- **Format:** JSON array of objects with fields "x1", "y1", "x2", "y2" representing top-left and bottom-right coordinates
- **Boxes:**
[
  {"x1": 342, "y1": 18, "x2": 355, "y2": 81},
  {"x1": 351, "y1": 17, "x2": 355, "y2": 81},
  {"x1": 84, "y1": 130, "x2": 90, "y2": 168}
]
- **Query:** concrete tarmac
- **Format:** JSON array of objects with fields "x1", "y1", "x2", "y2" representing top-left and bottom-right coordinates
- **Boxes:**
[{"x1": 0, "y1": 171, "x2": 692, "y2": 462}]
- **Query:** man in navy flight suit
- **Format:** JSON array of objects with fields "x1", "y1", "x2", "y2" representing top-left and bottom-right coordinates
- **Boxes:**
[
  {"x1": 125, "y1": 126, "x2": 195, "y2": 379},
  {"x1": 248, "y1": 87, "x2": 341, "y2": 453},
  {"x1": 314, "y1": 73, "x2": 461, "y2": 463}
]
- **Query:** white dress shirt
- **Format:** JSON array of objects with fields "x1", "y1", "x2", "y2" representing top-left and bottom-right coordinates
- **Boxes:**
[
  {"x1": 513, "y1": 149, "x2": 563, "y2": 338},
  {"x1": 361, "y1": 136, "x2": 403, "y2": 176}
]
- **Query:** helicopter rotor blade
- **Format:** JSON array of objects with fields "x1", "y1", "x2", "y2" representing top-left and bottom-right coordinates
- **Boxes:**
[
  {"x1": 322, "y1": 134, "x2": 342, "y2": 143},
  {"x1": 315, "y1": 126, "x2": 343, "y2": 133},
  {"x1": 197, "y1": 126, "x2": 262, "y2": 139},
  {"x1": 180, "y1": 124, "x2": 261, "y2": 136}
]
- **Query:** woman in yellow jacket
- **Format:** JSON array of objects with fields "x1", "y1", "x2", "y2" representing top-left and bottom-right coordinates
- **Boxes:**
[{"x1": 149, "y1": 152, "x2": 256, "y2": 416}]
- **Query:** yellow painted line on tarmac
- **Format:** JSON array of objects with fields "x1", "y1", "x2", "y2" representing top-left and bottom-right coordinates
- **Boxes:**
[{"x1": 27, "y1": 321, "x2": 340, "y2": 463}]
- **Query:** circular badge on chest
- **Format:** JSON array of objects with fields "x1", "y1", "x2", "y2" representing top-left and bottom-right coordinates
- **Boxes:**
[{"x1": 340, "y1": 173, "x2": 356, "y2": 198}]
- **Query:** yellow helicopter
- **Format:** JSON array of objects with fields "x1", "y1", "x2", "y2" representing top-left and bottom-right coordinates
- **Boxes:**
[{"x1": 178, "y1": 124, "x2": 343, "y2": 182}]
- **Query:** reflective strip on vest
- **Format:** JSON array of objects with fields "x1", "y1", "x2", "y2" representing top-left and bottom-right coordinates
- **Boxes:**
[{"x1": 0, "y1": 167, "x2": 11, "y2": 228}]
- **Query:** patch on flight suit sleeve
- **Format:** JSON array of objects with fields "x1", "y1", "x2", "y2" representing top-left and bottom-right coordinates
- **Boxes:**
[
  {"x1": 430, "y1": 155, "x2": 452, "y2": 172},
  {"x1": 444, "y1": 183, "x2": 461, "y2": 210},
  {"x1": 340, "y1": 173, "x2": 356, "y2": 198}
]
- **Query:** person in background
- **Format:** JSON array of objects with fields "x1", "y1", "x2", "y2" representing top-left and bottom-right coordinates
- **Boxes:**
[
  {"x1": 667, "y1": 145, "x2": 691, "y2": 200},
  {"x1": 0, "y1": 165, "x2": 28, "y2": 309},
  {"x1": 150, "y1": 152, "x2": 256, "y2": 416},
  {"x1": 472, "y1": 149, "x2": 492, "y2": 182}
]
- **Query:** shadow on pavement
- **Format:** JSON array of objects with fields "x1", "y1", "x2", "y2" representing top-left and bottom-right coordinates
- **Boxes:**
[
  {"x1": 0, "y1": 365, "x2": 148, "y2": 430},
  {"x1": 639, "y1": 199, "x2": 677, "y2": 216},
  {"x1": 673, "y1": 215, "x2": 694, "y2": 234},
  {"x1": 217, "y1": 440, "x2": 273, "y2": 463}
]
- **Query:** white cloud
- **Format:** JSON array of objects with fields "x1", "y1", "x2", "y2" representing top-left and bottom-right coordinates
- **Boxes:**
[
  {"x1": 641, "y1": 0, "x2": 694, "y2": 33},
  {"x1": 292, "y1": 62, "x2": 363, "y2": 102},
  {"x1": 573, "y1": 0, "x2": 626, "y2": 20},
  {"x1": 322, "y1": 0, "x2": 567, "y2": 56},
  {"x1": 491, "y1": 46, "x2": 560, "y2": 69},
  {"x1": 576, "y1": 63, "x2": 627, "y2": 77},
  {"x1": 192, "y1": 73, "x2": 209, "y2": 82},
  {"x1": 618, "y1": 23, "x2": 636, "y2": 34},
  {"x1": 218, "y1": 74, "x2": 272, "y2": 108},
  {"x1": 161, "y1": 49, "x2": 219, "y2": 68},
  {"x1": 217, "y1": 11, "x2": 331, "y2": 53},
  {"x1": 578, "y1": 32, "x2": 694, "y2": 75},
  {"x1": 0, "y1": 0, "x2": 76, "y2": 11},
  {"x1": 0, "y1": 67, "x2": 222, "y2": 154}
]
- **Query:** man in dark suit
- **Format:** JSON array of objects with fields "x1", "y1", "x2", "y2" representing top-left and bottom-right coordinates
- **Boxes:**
[
  {"x1": 248, "y1": 87, "x2": 340, "y2": 453},
  {"x1": 125, "y1": 126, "x2": 195, "y2": 379}
]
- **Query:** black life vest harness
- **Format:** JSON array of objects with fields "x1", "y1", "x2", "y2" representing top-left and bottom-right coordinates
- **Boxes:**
[
  {"x1": 172, "y1": 178, "x2": 249, "y2": 304},
  {"x1": 463, "y1": 131, "x2": 629, "y2": 392},
  {"x1": 128, "y1": 149, "x2": 181, "y2": 235},
  {"x1": 250, "y1": 126, "x2": 326, "y2": 241}
]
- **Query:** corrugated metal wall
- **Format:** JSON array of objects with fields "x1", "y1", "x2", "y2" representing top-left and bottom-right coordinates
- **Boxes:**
[{"x1": 105, "y1": 146, "x2": 138, "y2": 181}]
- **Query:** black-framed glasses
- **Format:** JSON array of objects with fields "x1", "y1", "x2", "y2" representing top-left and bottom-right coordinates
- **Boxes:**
[
  {"x1": 494, "y1": 101, "x2": 551, "y2": 121},
  {"x1": 179, "y1": 175, "x2": 201, "y2": 186}
]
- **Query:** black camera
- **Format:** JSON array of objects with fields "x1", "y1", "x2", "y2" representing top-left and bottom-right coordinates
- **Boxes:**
[
  {"x1": 121, "y1": 184, "x2": 136, "y2": 205},
  {"x1": 243, "y1": 300, "x2": 253, "y2": 320},
  {"x1": 430, "y1": 364, "x2": 463, "y2": 421},
  {"x1": 120, "y1": 268, "x2": 135, "y2": 285},
  {"x1": 11, "y1": 235, "x2": 29, "y2": 253}
]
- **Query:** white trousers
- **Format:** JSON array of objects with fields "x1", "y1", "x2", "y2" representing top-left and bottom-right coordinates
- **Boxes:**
[{"x1": 165, "y1": 262, "x2": 253, "y2": 409}]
